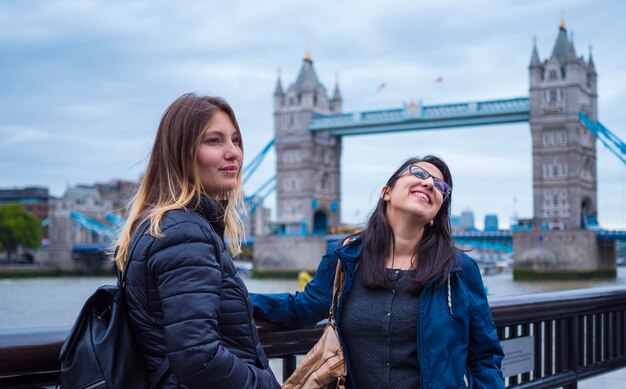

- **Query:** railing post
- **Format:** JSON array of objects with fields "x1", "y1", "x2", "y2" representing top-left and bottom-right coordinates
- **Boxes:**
[
  {"x1": 594, "y1": 314, "x2": 602, "y2": 364},
  {"x1": 546, "y1": 319, "x2": 554, "y2": 376},
  {"x1": 521, "y1": 323, "x2": 531, "y2": 383},
  {"x1": 533, "y1": 321, "x2": 543, "y2": 381},
  {"x1": 564, "y1": 316, "x2": 578, "y2": 389},
  {"x1": 282, "y1": 355, "x2": 297, "y2": 382},
  {"x1": 615, "y1": 311, "x2": 626, "y2": 357}
]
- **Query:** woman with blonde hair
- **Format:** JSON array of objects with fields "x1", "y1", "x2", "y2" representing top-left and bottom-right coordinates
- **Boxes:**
[{"x1": 116, "y1": 93, "x2": 280, "y2": 388}]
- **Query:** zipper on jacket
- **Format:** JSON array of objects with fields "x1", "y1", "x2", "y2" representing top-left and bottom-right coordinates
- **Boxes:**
[
  {"x1": 447, "y1": 274, "x2": 453, "y2": 316},
  {"x1": 417, "y1": 268, "x2": 461, "y2": 388},
  {"x1": 332, "y1": 250, "x2": 358, "y2": 388},
  {"x1": 417, "y1": 275, "x2": 440, "y2": 388}
]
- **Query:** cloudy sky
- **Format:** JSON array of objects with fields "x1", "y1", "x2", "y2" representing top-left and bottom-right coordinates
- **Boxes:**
[{"x1": 1, "y1": 0, "x2": 625, "y2": 229}]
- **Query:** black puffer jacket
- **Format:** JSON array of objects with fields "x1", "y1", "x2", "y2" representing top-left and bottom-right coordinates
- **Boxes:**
[{"x1": 124, "y1": 197, "x2": 279, "y2": 388}]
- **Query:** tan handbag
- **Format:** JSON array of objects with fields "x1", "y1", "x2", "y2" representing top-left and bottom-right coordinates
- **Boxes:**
[{"x1": 282, "y1": 261, "x2": 347, "y2": 389}]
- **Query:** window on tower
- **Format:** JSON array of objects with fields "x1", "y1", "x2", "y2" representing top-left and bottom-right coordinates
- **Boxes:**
[
  {"x1": 549, "y1": 69, "x2": 558, "y2": 80},
  {"x1": 549, "y1": 90, "x2": 557, "y2": 102}
]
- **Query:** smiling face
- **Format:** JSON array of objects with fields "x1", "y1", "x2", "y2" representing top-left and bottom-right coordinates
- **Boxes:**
[
  {"x1": 382, "y1": 161, "x2": 446, "y2": 225},
  {"x1": 196, "y1": 110, "x2": 243, "y2": 198}
]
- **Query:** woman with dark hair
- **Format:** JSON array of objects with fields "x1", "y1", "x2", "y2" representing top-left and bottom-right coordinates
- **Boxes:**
[
  {"x1": 116, "y1": 93, "x2": 280, "y2": 388},
  {"x1": 251, "y1": 155, "x2": 504, "y2": 388}
]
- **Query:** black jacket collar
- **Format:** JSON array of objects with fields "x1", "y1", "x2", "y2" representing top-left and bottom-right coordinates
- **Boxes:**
[{"x1": 192, "y1": 195, "x2": 227, "y2": 238}]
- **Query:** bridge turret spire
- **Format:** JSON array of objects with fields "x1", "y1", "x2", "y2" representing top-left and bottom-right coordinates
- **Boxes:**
[
  {"x1": 568, "y1": 32, "x2": 579, "y2": 62},
  {"x1": 273, "y1": 68, "x2": 284, "y2": 110},
  {"x1": 587, "y1": 46, "x2": 597, "y2": 76},
  {"x1": 550, "y1": 23, "x2": 575, "y2": 66},
  {"x1": 331, "y1": 75, "x2": 342, "y2": 113},
  {"x1": 274, "y1": 68, "x2": 284, "y2": 96},
  {"x1": 530, "y1": 38, "x2": 542, "y2": 68},
  {"x1": 529, "y1": 37, "x2": 543, "y2": 86},
  {"x1": 294, "y1": 50, "x2": 321, "y2": 93}
]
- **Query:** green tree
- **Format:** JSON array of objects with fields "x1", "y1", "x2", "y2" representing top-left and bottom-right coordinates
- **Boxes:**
[{"x1": 0, "y1": 204, "x2": 42, "y2": 263}]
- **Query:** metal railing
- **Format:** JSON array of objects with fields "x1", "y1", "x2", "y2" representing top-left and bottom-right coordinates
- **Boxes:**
[
  {"x1": 491, "y1": 286, "x2": 626, "y2": 388},
  {"x1": 1, "y1": 286, "x2": 625, "y2": 388}
]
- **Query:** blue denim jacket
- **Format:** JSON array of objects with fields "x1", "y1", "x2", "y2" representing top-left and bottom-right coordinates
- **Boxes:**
[{"x1": 250, "y1": 237, "x2": 505, "y2": 389}]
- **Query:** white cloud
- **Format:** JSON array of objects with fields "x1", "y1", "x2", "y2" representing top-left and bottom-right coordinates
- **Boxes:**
[
  {"x1": 0, "y1": 126, "x2": 52, "y2": 145},
  {"x1": 0, "y1": 0, "x2": 625, "y2": 229}
]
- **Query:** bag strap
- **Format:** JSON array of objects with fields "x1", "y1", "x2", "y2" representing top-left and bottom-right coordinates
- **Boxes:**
[
  {"x1": 117, "y1": 221, "x2": 172, "y2": 386},
  {"x1": 117, "y1": 222, "x2": 150, "y2": 288},
  {"x1": 328, "y1": 260, "x2": 344, "y2": 324},
  {"x1": 152, "y1": 362, "x2": 170, "y2": 388}
]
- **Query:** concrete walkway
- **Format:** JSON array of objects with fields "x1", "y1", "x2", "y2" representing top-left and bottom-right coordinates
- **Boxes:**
[
  {"x1": 579, "y1": 366, "x2": 626, "y2": 388},
  {"x1": 271, "y1": 358, "x2": 626, "y2": 387}
]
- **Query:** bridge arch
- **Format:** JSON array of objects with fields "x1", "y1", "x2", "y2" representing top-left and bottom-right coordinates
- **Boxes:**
[
  {"x1": 581, "y1": 196, "x2": 595, "y2": 229},
  {"x1": 313, "y1": 210, "x2": 328, "y2": 234}
]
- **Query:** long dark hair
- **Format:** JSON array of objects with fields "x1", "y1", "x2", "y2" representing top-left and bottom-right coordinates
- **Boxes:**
[{"x1": 355, "y1": 155, "x2": 456, "y2": 290}]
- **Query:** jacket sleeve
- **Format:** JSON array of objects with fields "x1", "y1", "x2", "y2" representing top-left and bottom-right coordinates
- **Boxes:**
[
  {"x1": 149, "y1": 221, "x2": 278, "y2": 389},
  {"x1": 249, "y1": 243, "x2": 339, "y2": 329},
  {"x1": 461, "y1": 254, "x2": 505, "y2": 388}
]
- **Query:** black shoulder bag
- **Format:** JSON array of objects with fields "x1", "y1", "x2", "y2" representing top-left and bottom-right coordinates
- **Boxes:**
[{"x1": 59, "y1": 223, "x2": 164, "y2": 388}]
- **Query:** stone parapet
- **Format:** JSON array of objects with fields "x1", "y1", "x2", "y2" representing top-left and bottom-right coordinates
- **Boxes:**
[
  {"x1": 513, "y1": 230, "x2": 616, "y2": 279},
  {"x1": 253, "y1": 235, "x2": 327, "y2": 273}
]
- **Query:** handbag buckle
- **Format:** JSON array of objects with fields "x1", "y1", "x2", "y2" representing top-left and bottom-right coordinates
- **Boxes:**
[{"x1": 97, "y1": 306, "x2": 111, "y2": 321}]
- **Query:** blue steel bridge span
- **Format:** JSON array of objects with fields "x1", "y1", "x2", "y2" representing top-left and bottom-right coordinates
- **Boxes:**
[{"x1": 309, "y1": 97, "x2": 530, "y2": 136}]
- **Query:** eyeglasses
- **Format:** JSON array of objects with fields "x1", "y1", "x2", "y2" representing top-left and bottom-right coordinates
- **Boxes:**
[{"x1": 401, "y1": 164, "x2": 451, "y2": 196}]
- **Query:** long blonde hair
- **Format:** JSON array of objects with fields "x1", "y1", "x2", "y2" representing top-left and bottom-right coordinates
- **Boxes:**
[{"x1": 114, "y1": 93, "x2": 245, "y2": 271}]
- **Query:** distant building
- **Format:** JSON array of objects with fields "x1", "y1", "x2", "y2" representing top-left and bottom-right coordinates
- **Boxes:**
[
  {"x1": 94, "y1": 179, "x2": 137, "y2": 217},
  {"x1": 450, "y1": 215, "x2": 461, "y2": 231},
  {"x1": 0, "y1": 186, "x2": 49, "y2": 220},
  {"x1": 528, "y1": 19, "x2": 598, "y2": 230},
  {"x1": 51, "y1": 185, "x2": 113, "y2": 248},
  {"x1": 47, "y1": 185, "x2": 115, "y2": 271},
  {"x1": 273, "y1": 52, "x2": 342, "y2": 235},
  {"x1": 243, "y1": 198, "x2": 271, "y2": 238},
  {"x1": 459, "y1": 210, "x2": 475, "y2": 231},
  {"x1": 484, "y1": 214, "x2": 499, "y2": 231},
  {"x1": 59, "y1": 185, "x2": 112, "y2": 216}
]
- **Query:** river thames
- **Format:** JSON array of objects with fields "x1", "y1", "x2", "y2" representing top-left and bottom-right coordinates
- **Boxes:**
[{"x1": 2, "y1": 267, "x2": 626, "y2": 329}]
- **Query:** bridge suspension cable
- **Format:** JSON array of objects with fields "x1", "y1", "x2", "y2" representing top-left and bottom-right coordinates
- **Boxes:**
[
  {"x1": 69, "y1": 211, "x2": 117, "y2": 240},
  {"x1": 247, "y1": 185, "x2": 276, "y2": 214},
  {"x1": 579, "y1": 112, "x2": 626, "y2": 165},
  {"x1": 106, "y1": 213, "x2": 125, "y2": 227},
  {"x1": 242, "y1": 138, "x2": 275, "y2": 185},
  {"x1": 244, "y1": 175, "x2": 276, "y2": 215}
]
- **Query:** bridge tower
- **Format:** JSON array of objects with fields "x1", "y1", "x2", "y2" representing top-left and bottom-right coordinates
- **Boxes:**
[
  {"x1": 254, "y1": 52, "x2": 343, "y2": 273},
  {"x1": 529, "y1": 19, "x2": 598, "y2": 230},
  {"x1": 515, "y1": 20, "x2": 615, "y2": 278},
  {"x1": 273, "y1": 51, "x2": 342, "y2": 235}
]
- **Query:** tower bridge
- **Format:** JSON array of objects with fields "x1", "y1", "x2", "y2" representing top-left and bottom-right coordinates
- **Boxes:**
[
  {"x1": 253, "y1": 21, "x2": 625, "y2": 278},
  {"x1": 308, "y1": 97, "x2": 530, "y2": 136},
  {"x1": 43, "y1": 22, "x2": 624, "y2": 277}
]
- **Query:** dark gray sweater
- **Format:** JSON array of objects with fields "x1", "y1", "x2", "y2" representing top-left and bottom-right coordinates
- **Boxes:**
[{"x1": 340, "y1": 268, "x2": 422, "y2": 389}]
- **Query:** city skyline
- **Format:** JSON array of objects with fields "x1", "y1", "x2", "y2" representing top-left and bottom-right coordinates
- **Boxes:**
[{"x1": 1, "y1": 1, "x2": 625, "y2": 229}]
